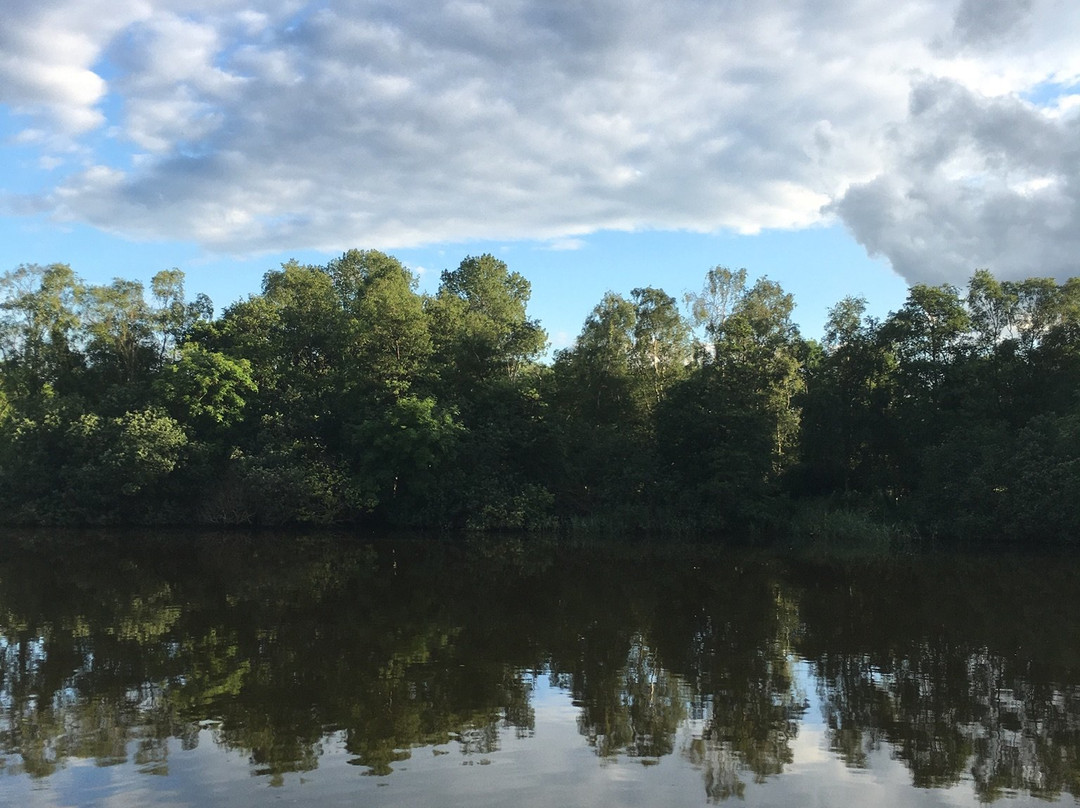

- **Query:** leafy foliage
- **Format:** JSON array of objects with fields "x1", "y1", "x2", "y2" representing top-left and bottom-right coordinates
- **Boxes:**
[{"x1": 1, "y1": 254, "x2": 1080, "y2": 543}]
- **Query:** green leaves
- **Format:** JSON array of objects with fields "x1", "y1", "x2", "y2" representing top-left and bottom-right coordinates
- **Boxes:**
[
  {"x1": 0, "y1": 263, "x2": 84, "y2": 402},
  {"x1": 0, "y1": 403, "x2": 187, "y2": 522},
  {"x1": 428, "y1": 254, "x2": 546, "y2": 386},
  {"x1": 333, "y1": 250, "x2": 431, "y2": 397},
  {"x1": 154, "y1": 344, "x2": 256, "y2": 432},
  {"x1": 347, "y1": 395, "x2": 463, "y2": 509},
  {"x1": 5, "y1": 252, "x2": 1080, "y2": 543},
  {"x1": 98, "y1": 407, "x2": 189, "y2": 496}
]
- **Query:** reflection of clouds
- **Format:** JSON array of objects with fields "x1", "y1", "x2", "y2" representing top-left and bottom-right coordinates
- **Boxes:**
[
  {"x1": 9, "y1": 704, "x2": 994, "y2": 808},
  {"x1": 787, "y1": 661, "x2": 832, "y2": 766}
]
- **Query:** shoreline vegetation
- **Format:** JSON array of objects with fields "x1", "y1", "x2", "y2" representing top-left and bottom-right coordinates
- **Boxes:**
[{"x1": 1, "y1": 251, "x2": 1079, "y2": 547}]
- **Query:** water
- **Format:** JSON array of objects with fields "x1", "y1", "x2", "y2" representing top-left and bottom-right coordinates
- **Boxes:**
[{"x1": 1, "y1": 532, "x2": 1078, "y2": 806}]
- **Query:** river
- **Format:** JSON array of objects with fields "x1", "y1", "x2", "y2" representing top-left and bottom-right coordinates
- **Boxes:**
[{"x1": 1, "y1": 531, "x2": 1078, "y2": 806}]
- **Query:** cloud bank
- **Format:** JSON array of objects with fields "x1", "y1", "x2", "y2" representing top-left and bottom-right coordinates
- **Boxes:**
[{"x1": 2, "y1": 0, "x2": 1079, "y2": 285}]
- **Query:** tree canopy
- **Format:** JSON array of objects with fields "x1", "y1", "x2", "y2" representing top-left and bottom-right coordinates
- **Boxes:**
[{"x1": 1, "y1": 254, "x2": 1079, "y2": 545}]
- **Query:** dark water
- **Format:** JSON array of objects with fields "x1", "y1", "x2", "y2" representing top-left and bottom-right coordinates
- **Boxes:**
[{"x1": 2, "y1": 532, "x2": 1080, "y2": 807}]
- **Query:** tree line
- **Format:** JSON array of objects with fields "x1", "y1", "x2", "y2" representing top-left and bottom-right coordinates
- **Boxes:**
[{"x1": 1, "y1": 251, "x2": 1078, "y2": 543}]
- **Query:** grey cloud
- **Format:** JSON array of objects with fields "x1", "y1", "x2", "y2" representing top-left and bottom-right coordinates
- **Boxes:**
[
  {"x1": 6, "y1": 0, "x2": 1080, "y2": 288},
  {"x1": 953, "y1": 0, "x2": 1033, "y2": 47},
  {"x1": 42, "y1": 0, "x2": 890, "y2": 250},
  {"x1": 834, "y1": 78, "x2": 1080, "y2": 286}
]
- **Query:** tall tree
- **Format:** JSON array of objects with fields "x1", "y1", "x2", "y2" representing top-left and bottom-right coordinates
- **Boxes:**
[
  {"x1": 417, "y1": 255, "x2": 552, "y2": 527},
  {"x1": 659, "y1": 270, "x2": 805, "y2": 527},
  {"x1": 880, "y1": 283, "x2": 970, "y2": 393},
  {"x1": 550, "y1": 287, "x2": 691, "y2": 522},
  {"x1": 0, "y1": 263, "x2": 85, "y2": 405},
  {"x1": 555, "y1": 292, "x2": 638, "y2": 426},
  {"x1": 629, "y1": 287, "x2": 692, "y2": 410},
  {"x1": 427, "y1": 254, "x2": 546, "y2": 391},
  {"x1": 798, "y1": 297, "x2": 895, "y2": 495},
  {"x1": 326, "y1": 249, "x2": 431, "y2": 399},
  {"x1": 684, "y1": 266, "x2": 747, "y2": 361},
  {"x1": 204, "y1": 261, "x2": 342, "y2": 438},
  {"x1": 83, "y1": 278, "x2": 158, "y2": 401},
  {"x1": 150, "y1": 268, "x2": 213, "y2": 366}
]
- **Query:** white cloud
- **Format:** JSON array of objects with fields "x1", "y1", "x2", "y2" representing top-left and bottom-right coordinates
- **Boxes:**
[
  {"x1": 0, "y1": 1, "x2": 150, "y2": 138},
  {"x1": 2, "y1": 0, "x2": 1080, "y2": 285},
  {"x1": 833, "y1": 76, "x2": 1080, "y2": 285},
  {"x1": 550, "y1": 331, "x2": 574, "y2": 351},
  {"x1": 545, "y1": 239, "x2": 587, "y2": 252}
]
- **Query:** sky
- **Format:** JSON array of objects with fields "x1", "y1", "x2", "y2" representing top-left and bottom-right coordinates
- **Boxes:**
[{"x1": 2, "y1": 0, "x2": 1079, "y2": 351}]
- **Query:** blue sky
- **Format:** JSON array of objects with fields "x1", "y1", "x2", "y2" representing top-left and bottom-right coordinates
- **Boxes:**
[{"x1": 2, "y1": 0, "x2": 1079, "y2": 351}]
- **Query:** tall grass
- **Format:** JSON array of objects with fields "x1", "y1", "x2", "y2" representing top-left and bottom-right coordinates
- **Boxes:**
[{"x1": 788, "y1": 501, "x2": 919, "y2": 554}]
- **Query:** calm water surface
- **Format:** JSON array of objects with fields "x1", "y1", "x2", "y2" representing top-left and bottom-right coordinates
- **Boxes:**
[{"x1": 1, "y1": 532, "x2": 1079, "y2": 806}]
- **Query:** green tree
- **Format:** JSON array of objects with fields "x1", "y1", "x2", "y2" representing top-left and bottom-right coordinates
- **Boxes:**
[
  {"x1": 551, "y1": 292, "x2": 642, "y2": 520},
  {"x1": 629, "y1": 287, "x2": 692, "y2": 411},
  {"x1": 149, "y1": 268, "x2": 213, "y2": 365},
  {"x1": 153, "y1": 344, "x2": 256, "y2": 435},
  {"x1": 550, "y1": 287, "x2": 689, "y2": 522},
  {"x1": 659, "y1": 269, "x2": 805, "y2": 527},
  {"x1": 327, "y1": 249, "x2": 431, "y2": 398},
  {"x1": 93, "y1": 407, "x2": 189, "y2": 498},
  {"x1": 427, "y1": 254, "x2": 546, "y2": 390},
  {"x1": 881, "y1": 283, "x2": 970, "y2": 394},
  {"x1": 684, "y1": 265, "x2": 747, "y2": 360},
  {"x1": 202, "y1": 261, "x2": 342, "y2": 440},
  {"x1": 555, "y1": 292, "x2": 638, "y2": 425},
  {"x1": 347, "y1": 395, "x2": 464, "y2": 524},
  {"x1": 875, "y1": 283, "x2": 970, "y2": 492},
  {"x1": 0, "y1": 263, "x2": 85, "y2": 405},
  {"x1": 419, "y1": 254, "x2": 551, "y2": 527},
  {"x1": 83, "y1": 278, "x2": 156, "y2": 389},
  {"x1": 0, "y1": 403, "x2": 187, "y2": 523},
  {"x1": 967, "y1": 269, "x2": 1017, "y2": 355},
  {"x1": 797, "y1": 297, "x2": 895, "y2": 495}
]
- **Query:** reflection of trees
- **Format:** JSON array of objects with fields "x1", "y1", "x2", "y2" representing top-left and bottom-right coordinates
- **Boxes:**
[
  {"x1": 0, "y1": 535, "x2": 196, "y2": 779},
  {"x1": 548, "y1": 547, "x2": 805, "y2": 802},
  {"x1": 573, "y1": 634, "x2": 687, "y2": 760},
  {"x1": 679, "y1": 585, "x2": 805, "y2": 802},
  {"x1": 0, "y1": 534, "x2": 540, "y2": 781},
  {"x1": 797, "y1": 555, "x2": 1080, "y2": 801},
  {"x1": 815, "y1": 647, "x2": 976, "y2": 787},
  {"x1": 689, "y1": 661, "x2": 804, "y2": 802},
  {"x1": 338, "y1": 639, "x2": 537, "y2": 775},
  {"x1": 965, "y1": 658, "x2": 1080, "y2": 801},
  {"x1": 541, "y1": 546, "x2": 696, "y2": 764},
  {"x1": 0, "y1": 535, "x2": 807, "y2": 798},
  {"x1": 5, "y1": 535, "x2": 1080, "y2": 804},
  {"x1": 814, "y1": 649, "x2": 1080, "y2": 800}
]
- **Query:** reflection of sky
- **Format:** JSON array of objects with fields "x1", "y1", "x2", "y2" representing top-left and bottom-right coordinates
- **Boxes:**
[{"x1": 9, "y1": 664, "x2": 1071, "y2": 808}]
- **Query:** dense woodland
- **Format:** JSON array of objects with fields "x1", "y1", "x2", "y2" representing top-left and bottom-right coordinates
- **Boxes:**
[{"x1": 1, "y1": 250, "x2": 1079, "y2": 544}]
